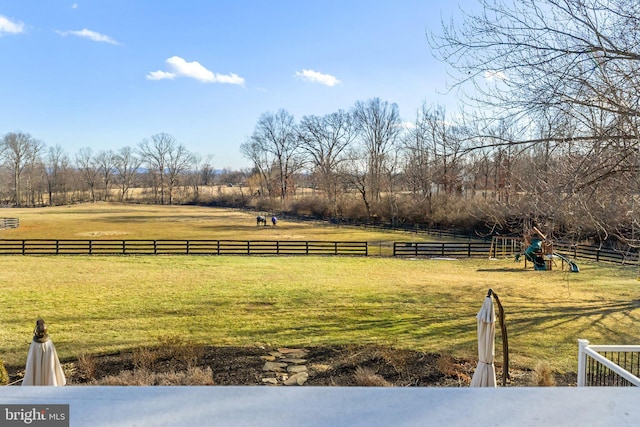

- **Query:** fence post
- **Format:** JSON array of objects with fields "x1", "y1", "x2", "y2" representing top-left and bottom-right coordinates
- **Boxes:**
[
  {"x1": 441, "y1": 243, "x2": 445, "y2": 256},
  {"x1": 468, "y1": 243, "x2": 471, "y2": 257},
  {"x1": 89, "y1": 240, "x2": 93, "y2": 255},
  {"x1": 334, "y1": 242, "x2": 337, "y2": 255},
  {"x1": 122, "y1": 240, "x2": 126, "y2": 255},
  {"x1": 578, "y1": 339, "x2": 590, "y2": 387},
  {"x1": 22, "y1": 239, "x2": 25, "y2": 255}
]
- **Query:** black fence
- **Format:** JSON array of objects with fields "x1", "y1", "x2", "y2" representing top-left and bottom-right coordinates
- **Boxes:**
[
  {"x1": 584, "y1": 350, "x2": 640, "y2": 386},
  {"x1": 0, "y1": 218, "x2": 19, "y2": 229},
  {"x1": 393, "y1": 241, "x2": 493, "y2": 258},
  {"x1": 393, "y1": 240, "x2": 640, "y2": 265},
  {"x1": 0, "y1": 239, "x2": 368, "y2": 256},
  {"x1": 1, "y1": 236, "x2": 639, "y2": 264},
  {"x1": 555, "y1": 243, "x2": 639, "y2": 265}
]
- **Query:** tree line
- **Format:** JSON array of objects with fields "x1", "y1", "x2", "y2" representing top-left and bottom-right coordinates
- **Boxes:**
[{"x1": 0, "y1": 132, "x2": 220, "y2": 207}]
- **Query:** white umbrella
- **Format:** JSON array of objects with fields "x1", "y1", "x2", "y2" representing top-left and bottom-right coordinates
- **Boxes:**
[
  {"x1": 470, "y1": 295, "x2": 497, "y2": 387},
  {"x1": 22, "y1": 319, "x2": 66, "y2": 386}
]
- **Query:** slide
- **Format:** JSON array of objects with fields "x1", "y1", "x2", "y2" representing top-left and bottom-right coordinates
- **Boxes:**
[
  {"x1": 523, "y1": 238, "x2": 548, "y2": 270},
  {"x1": 554, "y1": 252, "x2": 580, "y2": 273}
]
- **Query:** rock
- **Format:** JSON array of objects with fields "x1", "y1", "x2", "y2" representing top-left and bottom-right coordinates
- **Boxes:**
[
  {"x1": 262, "y1": 361, "x2": 288, "y2": 372},
  {"x1": 278, "y1": 348, "x2": 308, "y2": 356},
  {"x1": 284, "y1": 372, "x2": 309, "y2": 386},
  {"x1": 287, "y1": 365, "x2": 308, "y2": 374},
  {"x1": 281, "y1": 358, "x2": 307, "y2": 364},
  {"x1": 260, "y1": 355, "x2": 277, "y2": 361},
  {"x1": 261, "y1": 378, "x2": 278, "y2": 385}
]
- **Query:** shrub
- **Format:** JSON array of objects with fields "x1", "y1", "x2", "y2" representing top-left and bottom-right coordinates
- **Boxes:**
[
  {"x1": 530, "y1": 361, "x2": 556, "y2": 386},
  {"x1": 93, "y1": 367, "x2": 214, "y2": 386},
  {"x1": 76, "y1": 353, "x2": 98, "y2": 381},
  {"x1": 133, "y1": 346, "x2": 159, "y2": 370},
  {"x1": 353, "y1": 367, "x2": 392, "y2": 387}
]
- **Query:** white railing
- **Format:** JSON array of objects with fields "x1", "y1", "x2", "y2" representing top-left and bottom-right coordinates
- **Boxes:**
[{"x1": 578, "y1": 339, "x2": 640, "y2": 386}]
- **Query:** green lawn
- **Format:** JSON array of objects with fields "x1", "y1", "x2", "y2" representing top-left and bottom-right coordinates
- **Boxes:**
[{"x1": 1, "y1": 203, "x2": 639, "y2": 376}]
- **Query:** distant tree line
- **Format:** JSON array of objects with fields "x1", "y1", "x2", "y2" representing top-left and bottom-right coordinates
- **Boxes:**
[{"x1": 0, "y1": 131, "x2": 224, "y2": 207}]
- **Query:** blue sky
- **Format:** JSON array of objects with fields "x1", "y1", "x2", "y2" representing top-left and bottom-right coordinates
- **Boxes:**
[{"x1": 1, "y1": 1, "x2": 473, "y2": 170}]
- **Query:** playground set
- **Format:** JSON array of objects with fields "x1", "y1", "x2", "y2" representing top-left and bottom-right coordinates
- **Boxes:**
[{"x1": 490, "y1": 224, "x2": 580, "y2": 272}]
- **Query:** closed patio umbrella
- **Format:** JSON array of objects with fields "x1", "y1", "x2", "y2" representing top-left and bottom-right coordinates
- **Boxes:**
[
  {"x1": 470, "y1": 294, "x2": 497, "y2": 387},
  {"x1": 22, "y1": 319, "x2": 66, "y2": 386}
]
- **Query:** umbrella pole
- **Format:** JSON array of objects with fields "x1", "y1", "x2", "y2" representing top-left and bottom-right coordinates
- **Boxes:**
[{"x1": 488, "y1": 289, "x2": 510, "y2": 386}]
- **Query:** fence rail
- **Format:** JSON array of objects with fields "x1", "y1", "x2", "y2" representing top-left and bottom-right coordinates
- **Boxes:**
[
  {"x1": 0, "y1": 218, "x2": 19, "y2": 229},
  {"x1": 555, "y1": 243, "x2": 639, "y2": 264},
  {"x1": 578, "y1": 340, "x2": 640, "y2": 387},
  {"x1": 393, "y1": 241, "x2": 492, "y2": 257},
  {"x1": 0, "y1": 239, "x2": 368, "y2": 256}
]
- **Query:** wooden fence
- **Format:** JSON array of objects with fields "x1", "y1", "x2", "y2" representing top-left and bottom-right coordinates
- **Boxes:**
[
  {"x1": 555, "y1": 243, "x2": 639, "y2": 265},
  {"x1": 0, "y1": 218, "x2": 19, "y2": 229},
  {"x1": 393, "y1": 241, "x2": 493, "y2": 257},
  {"x1": 394, "y1": 240, "x2": 640, "y2": 265},
  {"x1": 0, "y1": 239, "x2": 368, "y2": 256},
  {"x1": 0, "y1": 237, "x2": 638, "y2": 264}
]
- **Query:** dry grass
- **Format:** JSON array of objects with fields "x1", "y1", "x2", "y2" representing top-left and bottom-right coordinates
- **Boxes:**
[
  {"x1": 0, "y1": 358, "x2": 8, "y2": 385},
  {"x1": 0, "y1": 202, "x2": 423, "y2": 246},
  {"x1": 530, "y1": 361, "x2": 556, "y2": 386},
  {"x1": 132, "y1": 346, "x2": 159, "y2": 370},
  {"x1": 76, "y1": 353, "x2": 98, "y2": 381},
  {"x1": 93, "y1": 366, "x2": 214, "y2": 386},
  {"x1": 437, "y1": 353, "x2": 472, "y2": 384},
  {"x1": 353, "y1": 367, "x2": 392, "y2": 387}
]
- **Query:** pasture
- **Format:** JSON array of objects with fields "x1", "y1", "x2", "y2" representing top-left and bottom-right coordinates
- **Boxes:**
[{"x1": 1, "y1": 203, "x2": 639, "y2": 380}]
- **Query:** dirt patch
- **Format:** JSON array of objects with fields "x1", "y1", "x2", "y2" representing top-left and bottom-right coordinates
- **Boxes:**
[{"x1": 6, "y1": 344, "x2": 576, "y2": 387}]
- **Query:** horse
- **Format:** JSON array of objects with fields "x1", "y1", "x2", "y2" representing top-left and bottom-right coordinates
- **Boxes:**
[{"x1": 256, "y1": 216, "x2": 267, "y2": 226}]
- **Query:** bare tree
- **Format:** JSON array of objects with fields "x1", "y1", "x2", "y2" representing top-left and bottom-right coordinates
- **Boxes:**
[
  {"x1": 44, "y1": 145, "x2": 70, "y2": 205},
  {"x1": 138, "y1": 133, "x2": 177, "y2": 205},
  {"x1": 114, "y1": 146, "x2": 141, "y2": 202},
  {"x1": 0, "y1": 132, "x2": 44, "y2": 206},
  {"x1": 76, "y1": 147, "x2": 99, "y2": 202},
  {"x1": 298, "y1": 110, "x2": 356, "y2": 215},
  {"x1": 165, "y1": 143, "x2": 193, "y2": 204},
  {"x1": 95, "y1": 150, "x2": 116, "y2": 201},
  {"x1": 430, "y1": 0, "x2": 640, "y2": 242},
  {"x1": 351, "y1": 98, "x2": 403, "y2": 213},
  {"x1": 243, "y1": 109, "x2": 305, "y2": 203}
]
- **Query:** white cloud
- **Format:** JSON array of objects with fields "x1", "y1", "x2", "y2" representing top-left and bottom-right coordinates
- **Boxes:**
[
  {"x1": 71, "y1": 3, "x2": 78, "y2": 9},
  {"x1": 0, "y1": 15, "x2": 25, "y2": 35},
  {"x1": 147, "y1": 56, "x2": 245, "y2": 85},
  {"x1": 146, "y1": 70, "x2": 176, "y2": 81},
  {"x1": 57, "y1": 28, "x2": 119, "y2": 45},
  {"x1": 484, "y1": 70, "x2": 506, "y2": 81},
  {"x1": 295, "y1": 69, "x2": 341, "y2": 86}
]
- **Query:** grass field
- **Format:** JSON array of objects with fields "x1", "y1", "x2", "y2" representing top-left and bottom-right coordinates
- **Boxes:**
[{"x1": 1, "y1": 203, "x2": 639, "y2": 377}]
